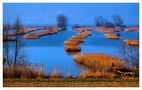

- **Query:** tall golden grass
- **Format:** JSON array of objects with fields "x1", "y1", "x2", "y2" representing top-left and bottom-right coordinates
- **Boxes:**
[
  {"x1": 78, "y1": 69, "x2": 117, "y2": 79},
  {"x1": 74, "y1": 53, "x2": 125, "y2": 72},
  {"x1": 66, "y1": 72, "x2": 73, "y2": 78},
  {"x1": 105, "y1": 33, "x2": 120, "y2": 39},
  {"x1": 124, "y1": 39, "x2": 139, "y2": 46},
  {"x1": 64, "y1": 31, "x2": 91, "y2": 52},
  {"x1": 3, "y1": 63, "x2": 44, "y2": 79},
  {"x1": 48, "y1": 68, "x2": 63, "y2": 78},
  {"x1": 24, "y1": 26, "x2": 61, "y2": 39},
  {"x1": 64, "y1": 45, "x2": 81, "y2": 52}
]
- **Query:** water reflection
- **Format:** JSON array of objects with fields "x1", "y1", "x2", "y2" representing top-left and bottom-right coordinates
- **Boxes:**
[{"x1": 20, "y1": 28, "x2": 139, "y2": 77}]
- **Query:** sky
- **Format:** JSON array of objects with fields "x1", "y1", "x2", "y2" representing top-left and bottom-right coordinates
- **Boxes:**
[{"x1": 3, "y1": 3, "x2": 139, "y2": 26}]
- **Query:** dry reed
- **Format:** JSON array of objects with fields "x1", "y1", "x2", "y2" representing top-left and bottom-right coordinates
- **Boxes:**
[
  {"x1": 3, "y1": 63, "x2": 45, "y2": 79},
  {"x1": 74, "y1": 53, "x2": 125, "y2": 72},
  {"x1": 124, "y1": 39, "x2": 139, "y2": 46},
  {"x1": 105, "y1": 33, "x2": 120, "y2": 39},
  {"x1": 64, "y1": 31, "x2": 91, "y2": 52}
]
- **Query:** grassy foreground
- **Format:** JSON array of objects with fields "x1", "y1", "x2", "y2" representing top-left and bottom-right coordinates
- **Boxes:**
[{"x1": 3, "y1": 78, "x2": 139, "y2": 87}]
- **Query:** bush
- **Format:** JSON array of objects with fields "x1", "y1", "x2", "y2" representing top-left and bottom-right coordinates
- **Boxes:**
[
  {"x1": 48, "y1": 68, "x2": 63, "y2": 78},
  {"x1": 3, "y1": 63, "x2": 45, "y2": 79}
]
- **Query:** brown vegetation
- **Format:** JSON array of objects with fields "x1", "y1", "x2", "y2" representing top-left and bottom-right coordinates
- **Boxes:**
[
  {"x1": 73, "y1": 26, "x2": 139, "y2": 34},
  {"x1": 8, "y1": 26, "x2": 42, "y2": 36},
  {"x1": 78, "y1": 70, "x2": 117, "y2": 79},
  {"x1": 64, "y1": 45, "x2": 81, "y2": 52},
  {"x1": 48, "y1": 68, "x2": 63, "y2": 78},
  {"x1": 3, "y1": 78, "x2": 139, "y2": 87},
  {"x1": 3, "y1": 35, "x2": 15, "y2": 41},
  {"x1": 73, "y1": 26, "x2": 121, "y2": 33},
  {"x1": 24, "y1": 26, "x2": 61, "y2": 39},
  {"x1": 3, "y1": 63, "x2": 44, "y2": 79},
  {"x1": 105, "y1": 33, "x2": 120, "y2": 39},
  {"x1": 124, "y1": 39, "x2": 139, "y2": 46},
  {"x1": 73, "y1": 53, "x2": 139, "y2": 79},
  {"x1": 74, "y1": 53, "x2": 125, "y2": 71},
  {"x1": 66, "y1": 72, "x2": 73, "y2": 79},
  {"x1": 64, "y1": 31, "x2": 91, "y2": 52},
  {"x1": 125, "y1": 26, "x2": 139, "y2": 32}
]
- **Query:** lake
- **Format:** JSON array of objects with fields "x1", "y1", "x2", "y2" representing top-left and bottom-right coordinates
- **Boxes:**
[{"x1": 9, "y1": 27, "x2": 139, "y2": 77}]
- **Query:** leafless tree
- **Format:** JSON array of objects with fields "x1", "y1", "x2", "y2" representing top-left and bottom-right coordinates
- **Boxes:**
[
  {"x1": 3, "y1": 24, "x2": 11, "y2": 31},
  {"x1": 120, "y1": 44, "x2": 139, "y2": 69},
  {"x1": 56, "y1": 14, "x2": 67, "y2": 29},
  {"x1": 3, "y1": 23, "x2": 12, "y2": 65},
  {"x1": 95, "y1": 16, "x2": 106, "y2": 26},
  {"x1": 113, "y1": 15, "x2": 124, "y2": 26},
  {"x1": 13, "y1": 17, "x2": 27, "y2": 68},
  {"x1": 104, "y1": 21, "x2": 114, "y2": 28}
]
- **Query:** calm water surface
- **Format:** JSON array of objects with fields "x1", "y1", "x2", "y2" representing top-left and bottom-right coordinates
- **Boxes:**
[{"x1": 22, "y1": 27, "x2": 139, "y2": 77}]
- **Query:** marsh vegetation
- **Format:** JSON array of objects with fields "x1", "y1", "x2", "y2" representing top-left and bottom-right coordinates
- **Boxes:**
[{"x1": 3, "y1": 3, "x2": 139, "y2": 87}]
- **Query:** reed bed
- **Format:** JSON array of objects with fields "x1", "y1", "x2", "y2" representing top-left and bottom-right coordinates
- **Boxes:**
[
  {"x1": 66, "y1": 51, "x2": 81, "y2": 55},
  {"x1": 8, "y1": 27, "x2": 41, "y2": 36},
  {"x1": 125, "y1": 26, "x2": 139, "y2": 32},
  {"x1": 3, "y1": 63, "x2": 44, "y2": 79},
  {"x1": 78, "y1": 70, "x2": 117, "y2": 79},
  {"x1": 124, "y1": 39, "x2": 139, "y2": 46},
  {"x1": 64, "y1": 31, "x2": 91, "y2": 52},
  {"x1": 68, "y1": 39, "x2": 84, "y2": 43},
  {"x1": 74, "y1": 53, "x2": 125, "y2": 71},
  {"x1": 66, "y1": 72, "x2": 73, "y2": 79},
  {"x1": 73, "y1": 26, "x2": 121, "y2": 33},
  {"x1": 3, "y1": 35, "x2": 15, "y2": 41},
  {"x1": 48, "y1": 68, "x2": 63, "y2": 78},
  {"x1": 64, "y1": 40, "x2": 79, "y2": 45},
  {"x1": 24, "y1": 26, "x2": 61, "y2": 39},
  {"x1": 105, "y1": 33, "x2": 120, "y2": 39},
  {"x1": 64, "y1": 45, "x2": 81, "y2": 52}
]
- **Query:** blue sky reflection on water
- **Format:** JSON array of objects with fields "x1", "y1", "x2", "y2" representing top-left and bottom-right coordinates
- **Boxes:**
[{"x1": 4, "y1": 3, "x2": 139, "y2": 26}]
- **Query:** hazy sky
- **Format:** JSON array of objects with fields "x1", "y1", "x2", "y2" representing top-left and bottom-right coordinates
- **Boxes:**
[{"x1": 3, "y1": 3, "x2": 139, "y2": 26}]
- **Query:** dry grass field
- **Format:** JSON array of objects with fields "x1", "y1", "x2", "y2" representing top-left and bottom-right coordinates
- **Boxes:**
[{"x1": 3, "y1": 78, "x2": 139, "y2": 87}]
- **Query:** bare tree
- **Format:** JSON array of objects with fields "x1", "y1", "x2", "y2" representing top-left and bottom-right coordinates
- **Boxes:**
[
  {"x1": 120, "y1": 44, "x2": 139, "y2": 69},
  {"x1": 104, "y1": 21, "x2": 114, "y2": 28},
  {"x1": 95, "y1": 16, "x2": 106, "y2": 26},
  {"x1": 3, "y1": 24, "x2": 11, "y2": 31},
  {"x1": 56, "y1": 14, "x2": 67, "y2": 29},
  {"x1": 113, "y1": 15, "x2": 123, "y2": 26},
  {"x1": 3, "y1": 23, "x2": 12, "y2": 65},
  {"x1": 13, "y1": 17, "x2": 26, "y2": 68}
]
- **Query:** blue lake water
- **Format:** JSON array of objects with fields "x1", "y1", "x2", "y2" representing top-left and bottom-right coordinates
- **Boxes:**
[{"x1": 9, "y1": 27, "x2": 138, "y2": 77}]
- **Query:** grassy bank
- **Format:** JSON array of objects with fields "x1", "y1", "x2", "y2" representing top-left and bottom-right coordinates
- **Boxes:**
[
  {"x1": 24, "y1": 26, "x2": 61, "y2": 39},
  {"x1": 124, "y1": 39, "x2": 139, "y2": 46},
  {"x1": 3, "y1": 78, "x2": 139, "y2": 87},
  {"x1": 105, "y1": 33, "x2": 120, "y2": 39},
  {"x1": 64, "y1": 31, "x2": 91, "y2": 52}
]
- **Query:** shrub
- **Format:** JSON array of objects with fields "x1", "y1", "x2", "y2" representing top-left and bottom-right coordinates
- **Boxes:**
[
  {"x1": 66, "y1": 72, "x2": 73, "y2": 79},
  {"x1": 3, "y1": 63, "x2": 45, "y2": 79},
  {"x1": 48, "y1": 68, "x2": 63, "y2": 78}
]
